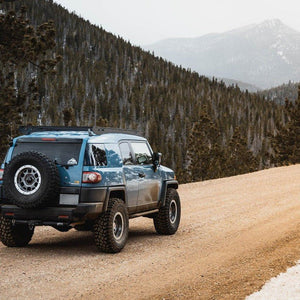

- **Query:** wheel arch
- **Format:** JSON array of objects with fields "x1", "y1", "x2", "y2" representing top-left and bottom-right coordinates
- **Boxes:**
[
  {"x1": 160, "y1": 180, "x2": 179, "y2": 207},
  {"x1": 103, "y1": 186, "x2": 127, "y2": 211}
]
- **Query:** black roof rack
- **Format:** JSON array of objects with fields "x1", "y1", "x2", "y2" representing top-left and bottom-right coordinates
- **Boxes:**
[
  {"x1": 19, "y1": 126, "x2": 142, "y2": 136},
  {"x1": 92, "y1": 126, "x2": 142, "y2": 136},
  {"x1": 19, "y1": 126, "x2": 92, "y2": 135}
]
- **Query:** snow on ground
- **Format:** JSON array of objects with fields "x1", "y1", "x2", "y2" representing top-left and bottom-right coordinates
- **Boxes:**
[{"x1": 246, "y1": 260, "x2": 300, "y2": 300}]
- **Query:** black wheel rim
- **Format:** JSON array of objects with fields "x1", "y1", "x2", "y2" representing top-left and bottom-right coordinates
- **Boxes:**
[
  {"x1": 169, "y1": 199, "x2": 177, "y2": 224},
  {"x1": 113, "y1": 212, "x2": 124, "y2": 240}
]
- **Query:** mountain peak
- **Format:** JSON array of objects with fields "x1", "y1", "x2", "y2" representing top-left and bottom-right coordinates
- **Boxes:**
[
  {"x1": 259, "y1": 19, "x2": 283, "y2": 28},
  {"x1": 229, "y1": 19, "x2": 295, "y2": 36},
  {"x1": 253, "y1": 19, "x2": 297, "y2": 35},
  {"x1": 145, "y1": 19, "x2": 300, "y2": 89}
]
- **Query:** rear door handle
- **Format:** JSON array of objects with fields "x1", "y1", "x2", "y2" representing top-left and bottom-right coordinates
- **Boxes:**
[{"x1": 138, "y1": 172, "x2": 146, "y2": 178}]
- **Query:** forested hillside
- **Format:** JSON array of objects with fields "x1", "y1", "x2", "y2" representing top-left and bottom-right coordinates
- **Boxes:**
[
  {"x1": 260, "y1": 81, "x2": 298, "y2": 104},
  {"x1": 1, "y1": 0, "x2": 285, "y2": 182}
]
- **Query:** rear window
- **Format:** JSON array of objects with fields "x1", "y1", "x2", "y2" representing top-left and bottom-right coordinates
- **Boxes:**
[
  {"x1": 84, "y1": 144, "x2": 107, "y2": 166},
  {"x1": 12, "y1": 141, "x2": 82, "y2": 165}
]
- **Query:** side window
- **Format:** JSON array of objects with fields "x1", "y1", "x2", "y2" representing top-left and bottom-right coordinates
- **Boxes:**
[
  {"x1": 85, "y1": 144, "x2": 107, "y2": 166},
  {"x1": 131, "y1": 142, "x2": 152, "y2": 165},
  {"x1": 119, "y1": 142, "x2": 134, "y2": 165}
]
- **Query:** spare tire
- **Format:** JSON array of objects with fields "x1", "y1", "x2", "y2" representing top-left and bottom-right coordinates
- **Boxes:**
[{"x1": 3, "y1": 151, "x2": 60, "y2": 208}]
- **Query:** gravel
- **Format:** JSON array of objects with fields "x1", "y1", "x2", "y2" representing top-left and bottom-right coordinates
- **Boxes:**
[
  {"x1": 1, "y1": 165, "x2": 300, "y2": 299},
  {"x1": 246, "y1": 261, "x2": 300, "y2": 300}
]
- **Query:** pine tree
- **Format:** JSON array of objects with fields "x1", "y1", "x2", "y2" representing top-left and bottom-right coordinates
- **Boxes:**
[
  {"x1": 206, "y1": 142, "x2": 227, "y2": 179},
  {"x1": 187, "y1": 108, "x2": 225, "y2": 181},
  {"x1": 225, "y1": 127, "x2": 258, "y2": 176},
  {"x1": 62, "y1": 107, "x2": 75, "y2": 126},
  {"x1": 272, "y1": 85, "x2": 300, "y2": 165},
  {"x1": 0, "y1": 2, "x2": 59, "y2": 158}
]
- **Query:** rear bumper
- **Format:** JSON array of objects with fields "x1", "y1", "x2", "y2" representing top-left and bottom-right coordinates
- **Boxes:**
[
  {"x1": 0, "y1": 203, "x2": 103, "y2": 223},
  {"x1": 60, "y1": 186, "x2": 107, "y2": 204},
  {"x1": 0, "y1": 186, "x2": 107, "y2": 205}
]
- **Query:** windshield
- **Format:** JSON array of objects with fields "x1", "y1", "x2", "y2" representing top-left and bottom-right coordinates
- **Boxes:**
[{"x1": 12, "y1": 142, "x2": 82, "y2": 165}]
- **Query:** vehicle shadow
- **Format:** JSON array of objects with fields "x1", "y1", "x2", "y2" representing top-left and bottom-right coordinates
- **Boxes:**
[
  {"x1": 128, "y1": 228, "x2": 158, "y2": 241},
  {"x1": 27, "y1": 231, "x2": 96, "y2": 254},
  {"x1": 20, "y1": 227, "x2": 160, "y2": 255}
]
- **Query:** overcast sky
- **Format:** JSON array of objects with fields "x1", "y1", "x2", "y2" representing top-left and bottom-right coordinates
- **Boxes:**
[{"x1": 53, "y1": 0, "x2": 300, "y2": 46}]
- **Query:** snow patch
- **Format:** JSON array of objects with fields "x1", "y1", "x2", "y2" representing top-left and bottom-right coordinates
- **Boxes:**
[
  {"x1": 277, "y1": 51, "x2": 290, "y2": 64},
  {"x1": 246, "y1": 260, "x2": 300, "y2": 300}
]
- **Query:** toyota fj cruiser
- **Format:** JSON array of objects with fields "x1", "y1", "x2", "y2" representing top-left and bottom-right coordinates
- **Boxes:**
[{"x1": 0, "y1": 126, "x2": 180, "y2": 253}]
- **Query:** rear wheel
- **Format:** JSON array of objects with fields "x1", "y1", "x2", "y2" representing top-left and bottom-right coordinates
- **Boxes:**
[
  {"x1": 154, "y1": 188, "x2": 181, "y2": 235},
  {"x1": 94, "y1": 198, "x2": 129, "y2": 253},
  {"x1": 0, "y1": 217, "x2": 34, "y2": 247}
]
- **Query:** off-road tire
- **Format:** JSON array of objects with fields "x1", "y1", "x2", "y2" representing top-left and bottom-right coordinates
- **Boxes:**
[
  {"x1": 3, "y1": 151, "x2": 60, "y2": 208},
  {"x1": 154, "y1": 188, "x2": 181, "y2": 235},
  {"x1": 94, "y1": 198, "x2": 129, "y2": 253},
  {"x1": 0, "y1": 217, "x2": 34, "y2": 247}
]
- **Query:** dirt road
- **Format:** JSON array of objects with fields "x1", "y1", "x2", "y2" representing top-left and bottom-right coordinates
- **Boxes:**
[{"x1": 1, "y1": 165, "x2": 300, "y2": 300}]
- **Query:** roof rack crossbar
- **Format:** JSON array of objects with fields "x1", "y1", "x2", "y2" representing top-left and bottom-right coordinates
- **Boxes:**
[
  {"x1": 92, "y1": 126, "x2": 142, "y2": 136},
  {"x1": 19, "y1": 126, "x2": 92, "y2": 135},
  {"x1": 19, "y1": 126, "x2": 142, "y2": 136}
]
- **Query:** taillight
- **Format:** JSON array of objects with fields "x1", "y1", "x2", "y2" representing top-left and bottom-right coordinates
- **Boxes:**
[
  {"x1": 82, "y1": 172, "x2": 102, "y2": 183},
  {"x1": 0, "y1": 169, "x2": 3, "y2": 181}
]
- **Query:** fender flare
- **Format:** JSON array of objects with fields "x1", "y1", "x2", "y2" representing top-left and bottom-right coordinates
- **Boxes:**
[
  {"x1": 103, "y1": 186, "x2": 127, "y2": 212},
  {"x1": 160, "y1": 180, "x2": 179, "y2": 207}
]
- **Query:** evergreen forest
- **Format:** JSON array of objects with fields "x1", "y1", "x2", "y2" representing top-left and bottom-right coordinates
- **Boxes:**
[
  {"x1": 0, "y1": 0, "x2": 295, "y2": 183},
  {"x1": 260, "y1": 81, "x2": 299, "y2": 105}
]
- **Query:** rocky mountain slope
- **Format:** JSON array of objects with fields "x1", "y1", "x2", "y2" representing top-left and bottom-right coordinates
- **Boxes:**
[{"x1": 146, "y1": 19, "x2": 300, "y2": 89}]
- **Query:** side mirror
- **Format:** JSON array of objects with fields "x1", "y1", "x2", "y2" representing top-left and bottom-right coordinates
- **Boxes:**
[{"x1": 152, "y1": 152, "x2": 162, "y2": 171}]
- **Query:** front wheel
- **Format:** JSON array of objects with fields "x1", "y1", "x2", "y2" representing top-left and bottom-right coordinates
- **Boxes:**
[
  {"x1": 94, "y1": 198, "x2": 129, "y2": 253},
  {"x1": 154, "y1": 188, "x2": 181, "y2": 235},
  {"x1": 0, "y1": 217, "x2": 34, "y2": 247}
]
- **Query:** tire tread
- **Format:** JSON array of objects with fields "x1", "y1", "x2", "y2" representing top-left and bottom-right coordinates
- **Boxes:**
[
  {"x1": 0, "y1": 217, "x2": 34, "y2": 247},
  {"x1": 94, "y1": 198, "x2": 128, "y2": 253},
  {"x1": 154, "y1": 188, "x2": 181, "y2": 235},
  {"x1": 3, "y1": 151, "x2": 60, "y2": 208}
]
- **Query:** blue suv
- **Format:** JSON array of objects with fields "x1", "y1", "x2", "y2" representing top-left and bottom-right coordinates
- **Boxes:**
[{"x1": 0, "y1": 127, "x2": 180, "y2": 253}]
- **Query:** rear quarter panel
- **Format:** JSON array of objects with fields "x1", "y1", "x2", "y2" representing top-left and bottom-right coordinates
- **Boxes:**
[{"x1": 81, "y1": 143, "x2": 124, "y2": 188}]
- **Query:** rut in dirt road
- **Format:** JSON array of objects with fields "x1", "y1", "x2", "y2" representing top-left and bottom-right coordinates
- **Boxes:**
[{"x1": 0, "y1": 165, "x2": 300, "y2": 300}]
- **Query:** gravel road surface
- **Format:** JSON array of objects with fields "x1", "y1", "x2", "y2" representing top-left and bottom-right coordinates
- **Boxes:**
[
  {"x1": 0, "y1": 165, "x2": 299, "y2": 299},
  {"x1": 246, "y1": 260, "x2": 300, "y2": 299}
]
